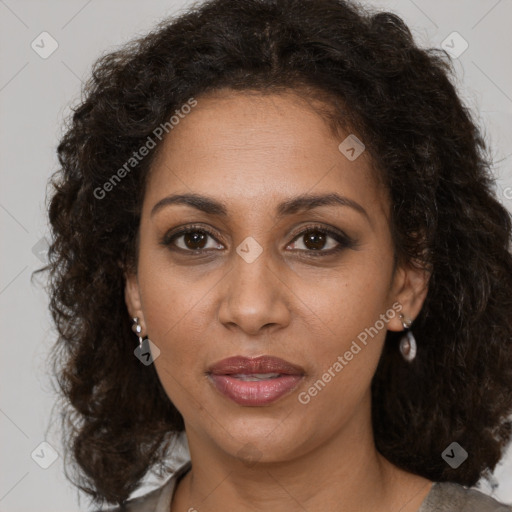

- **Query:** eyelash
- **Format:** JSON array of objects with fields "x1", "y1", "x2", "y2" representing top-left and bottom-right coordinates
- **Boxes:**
[{"x1": 160, "y1": 223, "x2": 357, "y2": 258}]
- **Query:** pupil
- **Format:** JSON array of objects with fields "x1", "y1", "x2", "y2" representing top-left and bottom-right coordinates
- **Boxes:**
[
  {"x1": 184, "y1": 231, "x2": 207, "y2": 249},
  {"x1": 304, "y1": 230, "x2": 325, "y2": 250}
]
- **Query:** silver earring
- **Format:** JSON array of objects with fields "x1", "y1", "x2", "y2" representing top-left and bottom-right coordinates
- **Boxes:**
[
  {"x1": 399, "y1": 313, "x2": 417, "y2": 362},
  {"x1": 131, "y1": 316, "x2": 144, "y2": 349},
  {"x1": 131, "y1": 317, "x2": 159, "y2": 365}
]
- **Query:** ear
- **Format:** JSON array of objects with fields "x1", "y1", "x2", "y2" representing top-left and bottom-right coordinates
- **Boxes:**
[
  {"x1": 387, "y1": 262, "x2": 430, "y2": 332},
  {"x1": 124, "y1": 271, "x2": 147, "y2": 336}
]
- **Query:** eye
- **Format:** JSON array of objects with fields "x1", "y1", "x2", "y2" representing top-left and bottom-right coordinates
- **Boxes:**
[
  {"x1": 160, "y1": 223, "x2": 356, "y2": 256},
  {"x1": 161, "y1": 224, "x2": 223, "y2": 253},
  {"x1": 286, "y1": 225, "x2": 356, "y2": 256}
]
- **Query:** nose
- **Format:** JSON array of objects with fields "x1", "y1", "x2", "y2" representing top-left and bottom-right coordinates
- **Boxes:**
[{"x1": 217, "y1": 246, "x2": 291, "y2": 336}]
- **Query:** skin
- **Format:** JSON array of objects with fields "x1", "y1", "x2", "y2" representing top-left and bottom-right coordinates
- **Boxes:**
[{"x1": 125, "y1": 89, "x2": 432, "y2": 512}]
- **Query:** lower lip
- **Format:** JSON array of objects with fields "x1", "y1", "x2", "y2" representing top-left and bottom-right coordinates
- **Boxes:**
[{"x1": 208, "y1": 374, "x2": 303, "y2": 406}]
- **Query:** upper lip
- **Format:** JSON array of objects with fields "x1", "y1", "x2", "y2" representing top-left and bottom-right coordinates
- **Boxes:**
[{"x1": 208, "y1": 355, "x2": 305, "y2": 376}]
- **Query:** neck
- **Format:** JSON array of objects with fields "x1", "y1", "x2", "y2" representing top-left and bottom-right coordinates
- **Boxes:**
[{"x1": 171, "y1": 392, "x2": 432, "y2": 512}]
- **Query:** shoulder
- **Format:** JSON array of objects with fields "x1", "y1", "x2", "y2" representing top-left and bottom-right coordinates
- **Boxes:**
[
  {"x1": 98, "y1": 485, "x2": 165, "y2": 512},
  {"x1": 419, "y1": 481, "x2": 512, "y2": 512},
  {"x1": 90, "y1": 460, "x2": 192, "y2": 512}
]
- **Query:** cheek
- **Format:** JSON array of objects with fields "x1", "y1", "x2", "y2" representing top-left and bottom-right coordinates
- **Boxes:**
[
  {"x1": 287, "y1": 259, "x2": 394, "y2": 405},
  {"x1": 291, "y1": 255, "x2": 393, "y2": 343},
  {"x1": 136, "y1": 257, "x2": 222, "y2": 400},
  {"x1": 137, "y1": 242, "x2": 213, "y2": 332},
  {"x1": 138, "y1": 270, "x2": 207, "y2": 413},
  {"x1": 292, "y1": 275, "x2": 390, "y2": 424}
]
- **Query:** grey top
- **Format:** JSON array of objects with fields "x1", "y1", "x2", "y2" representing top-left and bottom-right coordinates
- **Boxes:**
[{"x1": 99, "y1": 459, "x2": 512, "y2": 511}]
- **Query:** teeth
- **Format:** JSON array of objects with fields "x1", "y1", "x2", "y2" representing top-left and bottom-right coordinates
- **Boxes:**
[{"x1": 231, "y1": 373, "x2": 281, "y2": 381}]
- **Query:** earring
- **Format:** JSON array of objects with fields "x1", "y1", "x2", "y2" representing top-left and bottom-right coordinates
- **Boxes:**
[
  {"x1": 131, "y1": 316, "x2": 144, "y2": 349},
  {"x1": 399, "y1": 313, "x2": 417, "y2": 362},
  {"x1": 131, "y1": 317, "x2": 160, "y2": 365}
]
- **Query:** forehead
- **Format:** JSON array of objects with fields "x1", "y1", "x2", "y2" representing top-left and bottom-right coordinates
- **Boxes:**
[{"x1": 143, "y1": 90, "x2": 388, "y2": 221}]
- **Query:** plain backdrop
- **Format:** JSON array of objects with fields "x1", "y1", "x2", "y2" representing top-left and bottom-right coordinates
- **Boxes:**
[{"x1": 1, "y1": 0, "x2": 512, "y2": 510}]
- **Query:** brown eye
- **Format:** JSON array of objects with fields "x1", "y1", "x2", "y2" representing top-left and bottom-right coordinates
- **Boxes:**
[
  {"x1": 303, "y1": 230, "x2": 328, "y2": 250},
  {"x1": 161, "y1": 224, "x2": 356, "y2": 257},
  {"x1": 286, "y1": 224, "x2": 357, "y2": 257},
  {"x1": 289, "y1": 229, "x2": 339, "y2": 252},
  {"x1": 162, "y1": 226, "x2": 224, "y2": 253},
  {"x1": 182, "y1": 231, "x2": 208, "y2": 250}
]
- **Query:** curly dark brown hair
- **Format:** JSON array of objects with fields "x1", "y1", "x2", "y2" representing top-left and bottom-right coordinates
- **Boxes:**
[{"x1": 33, "y1": 0, "x2": 512, "y2": 508}]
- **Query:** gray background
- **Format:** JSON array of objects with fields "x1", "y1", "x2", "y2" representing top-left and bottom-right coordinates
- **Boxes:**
[{"x1": 1, "y1": 0, "x2": 511, "y2": 510}]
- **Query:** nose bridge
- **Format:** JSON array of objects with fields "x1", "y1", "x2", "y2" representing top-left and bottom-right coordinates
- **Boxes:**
[
  {"x1": 234, "y1": 239, "x2": 271, "y2": 291},
  {"x1": 231, "y1": 238, "x2": 275, "y2": 308},
  {"x1": 218, "y1": 236, "x2": 289, "y2": 333}
]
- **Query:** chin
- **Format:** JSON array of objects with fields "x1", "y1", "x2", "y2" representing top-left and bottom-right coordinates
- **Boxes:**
[{"x1": 211, "y1": 418, "x2": 310, "y2": 463}]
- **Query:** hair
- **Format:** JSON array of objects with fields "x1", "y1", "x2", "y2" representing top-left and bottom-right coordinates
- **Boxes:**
[{"x1": 34, "y1": 0, "x2": 512, "y2": 507}]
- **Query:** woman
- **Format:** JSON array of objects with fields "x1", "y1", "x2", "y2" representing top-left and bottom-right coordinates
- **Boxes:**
[{"x1": 37, "y1": 0, "x2": 512, "y2": 510}]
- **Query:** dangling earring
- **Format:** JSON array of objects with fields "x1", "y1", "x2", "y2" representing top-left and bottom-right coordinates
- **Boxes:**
[
  {"x1": 399, "y1": 313, "x2": 417, "y2": 362},
  {"x1": 132, "y1": 316, "x2": 144, "y2": 349},
  {"x1": 132, "y1": 317, "x2": 160, "y2": 365}
]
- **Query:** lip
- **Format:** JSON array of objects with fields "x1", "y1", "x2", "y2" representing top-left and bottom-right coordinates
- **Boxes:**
[
  {"x1": 207, "y1": 355, "x2": 305, "y2": 406},
  {"x1": 208, "y1": 355, "x2": 305, "y2": 375}
]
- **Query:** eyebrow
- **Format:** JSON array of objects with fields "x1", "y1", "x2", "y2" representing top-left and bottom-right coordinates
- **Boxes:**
[{"x1": 150, "y1": 192, "x2": 370, "y2": 222}]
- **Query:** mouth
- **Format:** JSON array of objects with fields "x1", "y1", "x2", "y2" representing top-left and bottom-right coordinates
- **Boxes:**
[{"x1": 206, "y1": 355, "x2": 305, "y2": 406}]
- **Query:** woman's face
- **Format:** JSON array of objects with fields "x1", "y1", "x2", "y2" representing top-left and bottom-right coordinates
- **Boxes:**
[{"x1": 125, "y1": 89, "x2": 428, "y2": 465}]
